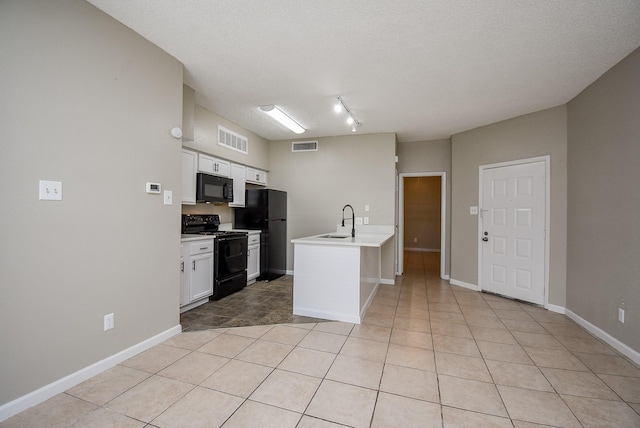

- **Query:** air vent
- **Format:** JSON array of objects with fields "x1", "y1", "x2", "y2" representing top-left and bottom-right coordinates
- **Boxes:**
[
  {"x1": 292, "y1": 140, "x2": 318, "y2": 152},
  {"x1": 218, "y1": 126, "x2": 248, "y2": 154}
]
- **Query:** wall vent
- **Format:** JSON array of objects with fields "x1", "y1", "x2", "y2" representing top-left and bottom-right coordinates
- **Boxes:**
[
  {"x1": 292, "y1": 140, "x2": 318, "y2": 152},
  {"x1": 218, "y1": 125, "x2": 248, "y2": 154}
]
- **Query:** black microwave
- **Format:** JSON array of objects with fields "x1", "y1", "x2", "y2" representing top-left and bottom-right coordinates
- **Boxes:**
[{"x1": 196, "y1": 173, "x2": 233, "y2": 203}]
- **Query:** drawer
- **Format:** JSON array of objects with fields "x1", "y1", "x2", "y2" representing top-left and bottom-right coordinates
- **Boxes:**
[
  {"x1": 248, "y1": 234, "x2": 260, "y2": 245},
  {"x1": 188, "y1": 239, "x2": 214, "y2": 255}
]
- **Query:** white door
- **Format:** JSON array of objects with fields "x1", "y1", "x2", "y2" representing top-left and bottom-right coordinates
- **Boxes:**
[{"x1": 480, "y1": 161, "x2": 546, "y2": 304}]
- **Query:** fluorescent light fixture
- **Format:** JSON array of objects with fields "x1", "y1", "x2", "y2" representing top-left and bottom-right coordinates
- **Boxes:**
[{"x1": 260, "y1": 105, "x2": 305, "y2": 134}]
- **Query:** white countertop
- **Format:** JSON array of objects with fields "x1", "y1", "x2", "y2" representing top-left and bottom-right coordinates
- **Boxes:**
[{"x1": 291, "y1": 232, "x2": 394, "y2": 248}]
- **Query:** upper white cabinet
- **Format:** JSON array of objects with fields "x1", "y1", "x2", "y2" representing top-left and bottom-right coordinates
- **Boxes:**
[
  {"x1": 198, "y1": 153, "x2": 231, "y2": 178},
  {"x1": 246, "y1": 167, "x2": 268, "y2": 186},
  {"x1": 181, "y1": 149, "x2": 197, "y2": 205},
  {"x1": 229, "y1": 163, "x2": 246, "y2": 207}
]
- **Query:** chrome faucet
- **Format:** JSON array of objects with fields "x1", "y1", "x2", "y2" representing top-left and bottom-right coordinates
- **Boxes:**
[{"x1": 342, "y1": 204, "x2": 355, "y2": 237}]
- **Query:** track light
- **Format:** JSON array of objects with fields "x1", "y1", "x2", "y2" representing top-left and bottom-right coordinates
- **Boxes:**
[
  {"x1": 260, "y1": 105, "x2": 305, "y2": 134},
  {"x1": 335, "y1": 96, "x2": 361, "y2": 131}
]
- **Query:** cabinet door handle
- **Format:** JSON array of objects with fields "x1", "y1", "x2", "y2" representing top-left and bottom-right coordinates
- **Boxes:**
[
  {"x1": 200, "y1": 247, "x2": 208, "y2": 250},
  {"x1": 192, "y1": 260, "x2": 196, "y2": 270},
  {"x1": 181, "y1": 261, "x2": 184, "y2": 272}
]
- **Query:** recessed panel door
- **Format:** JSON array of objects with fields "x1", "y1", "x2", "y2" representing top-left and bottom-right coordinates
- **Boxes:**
[{"x1": 481, "y1": 161, "x2": 546, "y2": 304}]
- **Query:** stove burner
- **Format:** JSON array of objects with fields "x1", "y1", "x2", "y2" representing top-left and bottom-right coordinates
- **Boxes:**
[{"x1": 182, "y1": 214, "x2": 247, "y2": 238}]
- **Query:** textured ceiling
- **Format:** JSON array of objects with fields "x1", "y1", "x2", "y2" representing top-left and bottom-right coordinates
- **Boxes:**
[{"x1": 87, "y1": 0, "x2": 640, "y2": 142}]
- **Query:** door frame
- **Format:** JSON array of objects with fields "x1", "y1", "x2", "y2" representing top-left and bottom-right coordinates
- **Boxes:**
[
  {"x1": 397, "y1": 172, "x2": 447, "y2": 279},
  {"x1": 478, "y1": 156, "x2": 550, "y2": 307}
]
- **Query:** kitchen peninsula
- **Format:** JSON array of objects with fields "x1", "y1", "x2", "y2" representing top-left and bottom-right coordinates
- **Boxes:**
[{"x1": 291, "y1": 226, "x2": 394, "y2": 323}]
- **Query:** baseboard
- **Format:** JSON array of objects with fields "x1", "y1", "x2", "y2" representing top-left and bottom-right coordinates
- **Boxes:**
[
  {"x1": 449, "y1": 278, "x2": 479, "y2": 291},
  {"x1": 441, "y1": 274, "x2": 450, "y2": 281},
  {"x1": 379, "y1": 278, "x2": 395, "y2": 285},
  {"x1": 545, "y1": 303, "x2": 565, "y2": 314},
  {"x1": 565, "y1": 309, "x2": 640, "y2": 365},
  {"x1": 0, "y1": 324, "x2": 182, "y2": 423},
  {"x1": 293, "y1": 307, "x2": 360, "y2": 324}
]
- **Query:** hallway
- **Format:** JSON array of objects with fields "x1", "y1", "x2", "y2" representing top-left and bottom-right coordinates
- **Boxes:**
[{"x1": 2, "y1": 252, "x2": 639, "y2": 427}]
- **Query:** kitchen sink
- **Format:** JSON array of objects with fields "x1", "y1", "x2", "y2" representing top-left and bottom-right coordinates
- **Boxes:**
[{"x1": 316, "y1": 234, "x2": 351, "y2": 239}]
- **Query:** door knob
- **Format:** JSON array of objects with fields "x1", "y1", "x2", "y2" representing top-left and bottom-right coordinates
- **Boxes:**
[{"x1": 482, "y1": 231, "x2": 488, "y2": 242}]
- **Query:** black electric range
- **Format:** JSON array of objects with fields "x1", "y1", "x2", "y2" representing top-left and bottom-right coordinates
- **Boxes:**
[{"x1": 182, "y1": 214, "x2": 248, "y2": 300}]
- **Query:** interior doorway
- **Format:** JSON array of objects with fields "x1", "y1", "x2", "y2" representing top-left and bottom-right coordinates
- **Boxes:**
[{"x1": 397, "y1": 172, "x2": 447, "y2": 278}]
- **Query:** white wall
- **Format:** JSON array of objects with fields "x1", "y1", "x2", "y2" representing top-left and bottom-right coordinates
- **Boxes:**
[{"x1": 0, "y1": 0, "x2": 183, "y2": 406}]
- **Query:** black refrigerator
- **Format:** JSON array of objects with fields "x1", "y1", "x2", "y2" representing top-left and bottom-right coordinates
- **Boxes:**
[{"x1": 234, "y1": 189, "x2": 287, "y2": 281}]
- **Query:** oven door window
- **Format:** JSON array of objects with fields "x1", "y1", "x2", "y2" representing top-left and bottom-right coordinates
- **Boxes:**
[{"x1": 216, "y1": 238, "x2": 248, "y2": 277}]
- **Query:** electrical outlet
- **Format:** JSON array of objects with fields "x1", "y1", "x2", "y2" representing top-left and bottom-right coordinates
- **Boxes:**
[
  {"x1": 618, "y1": 308, "x2": 625, "y2": 323},
  {"x1": 365, "y1": 205, "x2": 370, "y2": 212},
  {"x1": 413, "y1": 237, "x2": 418, "y2": 243},
  {"x1": 470, "y1": 206, "x2": 478, "y2": 215},
  {"x1": 355, "y1": 217, "x2": 363, "y2": 225},
  {"x1": 104, "y1": 313, "x2": 114, "y2": 331}
]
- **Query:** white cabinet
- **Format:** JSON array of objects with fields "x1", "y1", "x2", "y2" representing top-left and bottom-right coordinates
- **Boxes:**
[
  {"x1": 181, "y1": 149, "x2": 197, "y2": 205},
  {"x1": 247, "y1": 232, "x2": 261, "y2": 284},
  {"x1": 199, "y1": 153, "x2": 231, "y2": 177},
  {"x1": 229, "y1": 163, "x2": 246, "y2": 207},
  {"x1": 180, "y1": 245, "x2": 189, "y2": 306},
  {"x1": 246, "y1": 167, "x2": 267, "y2": 186},
  {"x1": 180, "y1": 238, "x2": 214, "y2": 312}
]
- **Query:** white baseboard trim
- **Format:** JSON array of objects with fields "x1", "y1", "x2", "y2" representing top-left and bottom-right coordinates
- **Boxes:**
[
  {"x1": 379, "y1": 279, "x2": 395, "y2": 285},
  {"x1": 405, "y1": 248, "x2": 441, "y2": 253},
  {"x1": 565, "y1": 309, "x2": 640, "y2": 365},
  {"x1": 441, "y1": 274, "x2": 450, "y2": 281},
  {"x1": 449, "y1": 278, "x2": 479, "y2": 291},
  {"x1": 293, "y1": 307, "x2": 360, "y2": 324},
  {"x1": 285, "y1": 269, "x2": 294, "y2": 276},
  {"x1": 0, "y1": 324, "x2": 182, "y2": 423},
  {"x1": 545, "y1": 303, "x2": 565, "y2": 314}
]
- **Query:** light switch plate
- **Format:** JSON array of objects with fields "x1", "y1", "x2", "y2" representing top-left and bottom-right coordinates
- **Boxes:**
[
  {"x1": 163, "y1": 190, "x2": 173, "y2": 205},
  {"x1": 39, "y1": 180, "x2": 62, "y2": 201}
]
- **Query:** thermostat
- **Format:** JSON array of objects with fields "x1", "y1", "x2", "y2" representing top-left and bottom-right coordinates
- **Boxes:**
[{"x1": 146, "y1": 182, "x2": 161, "y2": 194}]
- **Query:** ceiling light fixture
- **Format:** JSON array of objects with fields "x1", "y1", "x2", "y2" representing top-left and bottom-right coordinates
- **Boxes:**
[
  {"x1": 335, "y1": 96, "x2": 361, "y2": 131},
  {"x1": 260, "y1": 105, "x2": 305, "y2": 134}
]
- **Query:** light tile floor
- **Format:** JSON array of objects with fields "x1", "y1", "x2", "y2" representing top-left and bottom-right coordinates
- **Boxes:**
[{"x1": 3, "y1": 252, "x2": 640, "y2": 427}]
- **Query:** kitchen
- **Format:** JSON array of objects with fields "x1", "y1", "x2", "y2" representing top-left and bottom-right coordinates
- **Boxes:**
[{"x1": 178, "y1": 91, "x2": 397, "y2": 328}]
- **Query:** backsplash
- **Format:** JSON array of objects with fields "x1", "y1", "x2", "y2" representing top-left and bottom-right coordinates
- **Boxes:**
[{"x1": 181, "y1": 203, "x2": 234, "y2": 224}]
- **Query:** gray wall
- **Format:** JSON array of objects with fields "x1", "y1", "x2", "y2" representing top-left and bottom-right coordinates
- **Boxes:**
[
  {"x1": 397, "y1": 139, "x2": 452, "y2": 276},
  {"x1": 451, "y1": 106, "x2": 568, "y2": 307},
  {"x1": 0, "y1": 0, "x2": 183, "y2": 405},
  {"x1": 567, "y1": 47, "x2": 640, "y2": 352},
  {"x1": 184, "y1": 105, "x2": 270, "y2": 171},
  {"x1": 268, "y1": 134, "x2": 397, "y2": 278}
]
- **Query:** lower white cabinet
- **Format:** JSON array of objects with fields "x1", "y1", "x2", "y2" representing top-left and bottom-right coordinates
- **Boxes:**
[
  {"x1": 247, "y1": 232, "x2": 261, "y2": 284},
  {"x1": 180, "y1": 238, "x2": 214, "y2": 312}
]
